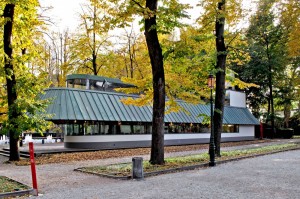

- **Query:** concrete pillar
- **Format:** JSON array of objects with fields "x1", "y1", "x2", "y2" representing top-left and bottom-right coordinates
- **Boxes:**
[{"x1": 132, "y1": 157, "x2": 144, "y2": 180}]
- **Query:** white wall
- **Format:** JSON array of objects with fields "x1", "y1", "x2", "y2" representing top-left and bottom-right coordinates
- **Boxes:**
[
  {"x1": 221, "y1": 125, "x2": 255, "y2": 138},
  {"x1": 64, "y1": 125, "x2": 255, "y2": 143},
  {"x1": 227, "y1": 90, "x2": 246, "y2": 108}
]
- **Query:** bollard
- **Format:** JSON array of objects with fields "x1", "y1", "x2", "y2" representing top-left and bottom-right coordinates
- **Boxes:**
[
  {"x1": 29, "y1": 142, "x2": 38, "y2": 196},
  {"x1": 132, "y1": 157, "x2": 144, "y2": 180},
  {"x1": 42, "y1": 139, "x2": 44, "y2": 144}
]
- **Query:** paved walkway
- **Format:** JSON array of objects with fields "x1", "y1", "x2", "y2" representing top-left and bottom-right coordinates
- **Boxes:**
[{"x1": 1, "y1": 139, "x2": 300, "y2": 199}]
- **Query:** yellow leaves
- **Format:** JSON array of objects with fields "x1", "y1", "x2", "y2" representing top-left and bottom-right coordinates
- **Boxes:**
[
  {"x1": 197, "y1": 0, "x2": 243, "y2": 33},
  {"x1": 226, "y1": 69, "x2": 258, "y2": 89},
  {"x1": 120, "y1": 91, "x2": 153, "y2": 107},
  {"x1": 165, "y1": 99, "x2": 181, "y2": 114},
  {"x1": 0, "y1": 106, "x2": 8, "y2": 123},
  {"x1": 231, "y1": 78, "x2": 258, "y2": 89},
  {"x1": 287, "y1": 27, "x2": 300, "y2": 58},
  {"x1": 277, "y1": 0, "x2": 300, "y2": 59},
  {"x1": 143, "y1": 7, "x2": 155, "y2": 19}
]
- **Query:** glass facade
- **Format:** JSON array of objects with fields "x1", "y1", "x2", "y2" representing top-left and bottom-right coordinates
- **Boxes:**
[
  {"x1": 66, "y1": 77, "x2": 134, "y2": 92},
  {"x1": 57, "y1": 121, "x2": 239, "y2": 136},
  {"x1": 223, "y1": 124, "x2": 239, "y2": 133}
]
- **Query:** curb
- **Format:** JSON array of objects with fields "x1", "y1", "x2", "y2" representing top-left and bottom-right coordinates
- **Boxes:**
[
  {"x1": 75, "y1": 146, "x2": 300, "y2": 180},
  {"x1": 0, "y1": 189, "x2": 34, "y2": 198},
  {"x1": 0, "y1": 177, "x2": 33, "y2": 198}
]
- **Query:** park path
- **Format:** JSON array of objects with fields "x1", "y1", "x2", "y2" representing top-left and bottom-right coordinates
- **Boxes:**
[{"x1": 1, "y1": 139, "x2": 300, "y2": 199}]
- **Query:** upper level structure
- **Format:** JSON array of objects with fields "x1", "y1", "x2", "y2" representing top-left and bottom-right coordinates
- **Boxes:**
[
  {"x1": 66, "y1": 74, "x2": 135, "y2": 92},
  {"x1": 225, "y1": 90, "x2": 246, "y2": 108}
]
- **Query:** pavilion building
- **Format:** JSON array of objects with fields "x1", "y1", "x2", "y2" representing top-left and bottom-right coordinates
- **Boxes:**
[{"x1": 41, "y1": 74, "x2": 259, "y2": 149}]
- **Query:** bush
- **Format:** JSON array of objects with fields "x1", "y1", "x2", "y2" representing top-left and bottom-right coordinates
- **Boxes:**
[
  {"x1": 289, "y1": 114, "x2": 300, "y2": 135},
  {"x1": 276, "y1": 128, "x2": 294, "y2": 139}
]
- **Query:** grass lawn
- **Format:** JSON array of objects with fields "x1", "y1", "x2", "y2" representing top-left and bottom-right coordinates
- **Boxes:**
[
  {"x1": 78, "y1": 143, "x2": 299, "y2": 177},
  {"x1": 0, "y1": 176, "x2": 30, "y2": 193}
]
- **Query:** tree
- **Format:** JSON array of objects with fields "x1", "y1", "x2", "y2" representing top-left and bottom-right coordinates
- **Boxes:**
[
  {"x1": 246, "y1": 0, "x2": 288, "y2": 134},
  {"x1": 105, "y1": 26, "x2": 152, "y2": 80},
  {"x1": 1, "y1": 1, "x2": 52, "y2": 161},
  {"x1": 108, "y1": 0, "x2": 189, "y2": 165},
  {"x1": 277, "y1": 0, "x2": 300, "y2": 127},
  {"x1": 72, "y1": 0, "x2": 113, "y2": 75},
  {"x1": 143, "y1": 0, "x2": 166, "y2": 165},
  {"x1": 3, "y1": 3, "x2": 20, "y2": 161},
  {"x1": 118, "y1": 28, "x2": 147, "y2": 79},
  {"x1": 42, "y1": 30, "x2": 76, "y2": 87},
  {"x1": 232, "y1": 0, "x2": 300, "y2": 132},
  {"x1": 197, "y1": 0, "x2": 243, "y2": 156},
  {"x1": 213, "y1": 0, "x2": 227, "y2": 156}
]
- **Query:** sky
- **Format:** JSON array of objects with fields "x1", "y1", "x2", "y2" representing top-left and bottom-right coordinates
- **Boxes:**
[
  {"x1": 39, "y1": 0, "x2": 255, "y2": 32},
  {"x1": 39, "y1": 0, "x2": 86, "y2": 31},
  {"x1": 39, "y1": 0, "x2": 200, "y2": 32}
]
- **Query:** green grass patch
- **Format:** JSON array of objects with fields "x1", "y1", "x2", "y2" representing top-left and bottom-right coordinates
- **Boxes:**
[
  {"x1": 293, "y1": 135, "x2": 300, "y2": 139},
  {"x1": 0, "y1": 176, "x2": 30, "y2": 193},
  {"x1": 80, "y1": 143, "x2": 299, "y2": 177}
]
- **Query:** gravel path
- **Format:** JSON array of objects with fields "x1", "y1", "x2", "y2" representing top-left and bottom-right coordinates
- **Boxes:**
[{"x1": 1, "y1": 139, "x2": 300, "y2": 199}]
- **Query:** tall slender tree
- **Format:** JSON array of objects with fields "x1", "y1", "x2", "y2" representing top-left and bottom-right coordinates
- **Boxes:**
[
  {"x1": 213, "y1": 0, "x2": 227, "y2": 156},
  {"x1": 246, "y1": 0, "x2": 287, "y2": 135},
  {"x1": 144, "y1": 0, "x2": 166, "y2": 165},
  {"x1": 196, "y1": 0, "x2": 243, "y2": 156},
  {"x1": 1, "y1": 1, "x2": 52, "y2": 161},
  {"x1": 72, "y1": 0, "x2": 113, "y2": 75},
  {"x1": 3, "y1": 3, "x2": 20, "y2": 161},
  {"x1": 108, "y1": 0, "x2": 189, "y2": 164}
]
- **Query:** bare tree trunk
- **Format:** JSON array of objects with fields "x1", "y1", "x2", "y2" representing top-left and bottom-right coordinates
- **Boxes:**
[
  {"x1": 213, "y1": 0, "x2": 227, "y2": 157},
  {"x1": 283, "y1": 104, "x2": 291, "y2": 128},
  {"x1": 3, "y1": 4, "x2": 20, "y2": 161},
  {"x1": 266, "y1": 42, "x2": 275, "y2": 138},
  {"x1": 145, "y1": 0, "x2": 165, "y2": 165},
  {"x1": 92, "y1": 53, "x2": 97, "y2": 75},
  {"x1": 92, "y1": 3, "x2": 97, "y2": 75},
  {"x1": 128, "y1": 38, "x2": 134, "y2": 78}
]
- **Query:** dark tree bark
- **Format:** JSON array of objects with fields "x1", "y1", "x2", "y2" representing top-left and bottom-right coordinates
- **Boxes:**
[
  {"x1": 263, "y1": 37, "x2": 275, "y2": 137},
  {"x1": 3, "y1": 4, "x2": 20, "y2": 161},
  {"x1": 268, "y1": 66, "x2": 275, "y2": 137},
  {"x1": 266, "y1": 45, "x2": 275, "y2": 137},
  {"x1": 92, "y1": 52, "x2": 97, "y2": 75},
  {"x1": 92, "y1": 3, "x2": 97, "y2": 75},
  {"x1": 145, "y1": 0, "x2": 165, "y2": 165},
  {"x1": 213, "y1": 0, "x2": 227, "y2": 157}
]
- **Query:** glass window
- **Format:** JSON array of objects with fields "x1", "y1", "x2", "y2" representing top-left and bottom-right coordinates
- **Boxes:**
[
  {"x1": 85, "y1": 123, "x2": 99, "y2": 135},
  {"x1": 66, "y1": 124, "x2": 73, "y2": 136},
  {"x1": 134, "y1": 125, "x2": 144, "y2": 134},
  {"x1": 223, "y1": 125, "x2": 239, "y2": 133},
  {"x1": 121, "y1": 125, "x2": 131, "y2": 134}
]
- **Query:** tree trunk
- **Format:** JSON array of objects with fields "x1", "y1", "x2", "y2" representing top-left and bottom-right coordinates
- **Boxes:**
[
  {"x1": 283, "y1": 104, "x2": 291, "y2": 128},
  {"x1": 92, "y1": 52, "x2": 97, "y2": 75},
  {"x1": 266, "y1": 42, "x2": 275, "y2": 138},
  {"x1": 3, "y1": 4, "x2": 20, "y2": 161},
  {"x1": 213, "y1": 0, "x2": 227, "y2": 157},
  {"x1": 145, "y1": 0, "x2": 165, "y2": 165}
]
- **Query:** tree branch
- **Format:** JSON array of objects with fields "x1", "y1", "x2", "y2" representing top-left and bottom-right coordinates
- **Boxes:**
[{"x1": 131, "y1": 0, "x2": 145, "y2": 9}]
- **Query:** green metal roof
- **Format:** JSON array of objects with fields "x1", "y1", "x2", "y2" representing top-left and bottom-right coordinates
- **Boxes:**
[{"x1": 41, "y1": 88, "x2": 259, "y2": 125}]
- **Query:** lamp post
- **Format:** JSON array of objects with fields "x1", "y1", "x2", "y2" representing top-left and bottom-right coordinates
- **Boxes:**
[{"x1": 208, "y1": 74, "x2": 216, "y2": 166}]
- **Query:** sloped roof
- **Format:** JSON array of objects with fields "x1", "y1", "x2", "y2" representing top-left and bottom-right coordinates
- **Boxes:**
[{"x1": 41, "y1": 88, "x2": 259, "y2": 125}]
